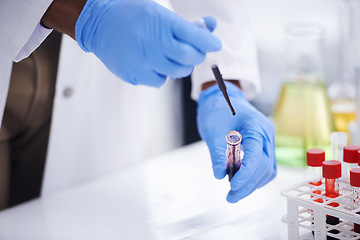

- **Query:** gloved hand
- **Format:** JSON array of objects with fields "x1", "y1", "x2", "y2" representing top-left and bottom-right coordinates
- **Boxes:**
[
  {"x1": 197, "y1": 82, "x2": 277, "y2": 203},
  {"x1": 75, "y1": 0, "x2": 221, "y2": 87}
]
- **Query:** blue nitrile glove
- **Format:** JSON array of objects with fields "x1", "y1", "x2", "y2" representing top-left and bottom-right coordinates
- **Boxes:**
[
  {"x1": 75, "y1": 0, "x2": 221, "y2": 88},
  {"x1": 197, "y1": 82, "x2": 277, "y2": 203}
]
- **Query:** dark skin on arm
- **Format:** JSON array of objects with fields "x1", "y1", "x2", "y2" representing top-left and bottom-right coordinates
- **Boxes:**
[{"x1": 41, "y1": 0, "x2": 87, "y2": 39}]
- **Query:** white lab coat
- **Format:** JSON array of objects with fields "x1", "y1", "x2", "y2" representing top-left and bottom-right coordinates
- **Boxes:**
[{"x1": 0, "y1": 0, "x2": 259, "y2": 195}]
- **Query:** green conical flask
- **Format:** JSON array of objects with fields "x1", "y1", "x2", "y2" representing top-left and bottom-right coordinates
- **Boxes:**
[{"x1": 273, "y1": 23, "x2": 335, "y2": 167}]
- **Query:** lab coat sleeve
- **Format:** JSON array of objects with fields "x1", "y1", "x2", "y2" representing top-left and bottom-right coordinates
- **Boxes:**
[
  {"x1": 0, "y1": 0, "x2": 53, "y2": 62},
  {"x1": 0, "y1": 1, "x2": 53, "y2": 127},
  {"x1": 169, "y1": 0, "x2": 261, "y2": 101}
]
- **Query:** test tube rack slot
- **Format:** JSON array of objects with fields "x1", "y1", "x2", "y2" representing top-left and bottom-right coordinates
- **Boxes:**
[{"x1": 282, "y1": 180, "x2": 360, "y2": 240}]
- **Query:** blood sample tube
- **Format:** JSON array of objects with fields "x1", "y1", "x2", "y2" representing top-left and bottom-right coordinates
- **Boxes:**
[
  {"x1": 343, "y1": 145, "x2": 360, "y2": 180},
  {"x1": 323, "y1": 160, "x2": 342, "y2": 240},
  {"x1": 307, "y1": 149, "x2": 325, "y2": 186},
  {"x1": 350, "y1": 168, "x2": 360, "y2": 234},
  {"x1": 307, "y1": 149, "x2": 325, "y2": 236},
  {"x1": 307, "y1": 149, "x2": 325, "y2": 203},
  {"x1": 226, "y1": 130, "x2": 242, "y2": 182}
]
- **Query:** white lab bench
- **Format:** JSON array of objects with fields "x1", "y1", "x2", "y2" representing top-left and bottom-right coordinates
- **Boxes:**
[{"x1": 0, "y1": 141, "x2": 307, "y2": 240}]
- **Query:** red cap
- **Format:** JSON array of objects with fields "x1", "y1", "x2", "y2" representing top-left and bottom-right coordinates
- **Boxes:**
[
  {"x1": 350, "y1": 168, "x2": 360, "y2": 187},
  {"x1": 322, "y1": 160, "x2": 341, "y2": 179},
  {"x1": 343, "y1": 145, "x2": 360, "y2": 163},
  {"x1": 307, "y1": 149, "x2": 325, "y2": 167},
  {"x1": 358, "y1": 150, "x2": 360, "y2": 166}
]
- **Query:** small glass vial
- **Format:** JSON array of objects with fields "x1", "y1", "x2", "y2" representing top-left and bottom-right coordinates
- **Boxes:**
[
  {"x1": 330, "y1": 132, "x2": 347, "y2": 180},
  {"x1": 323, "y1": 160, "x2": 341, "y2": 203},
  {"x1": 350, "y1": 168, "x2": 360, "y2": 234},
  {"x1": 330, "y1": 132, "x2": 347, "y2": 161},
  {"x1": 307, "y1": 149, "x2": 325, "y2": 186},
  {"x1": 226, "y1": 130, "x2": 243, "y2": 182},
  {"x1": 343, "y1": 145, "x2": 360, "y2": 180},
  {"x1": 323, "y1": 160, "x2": 342, "y2": 239},
  {"x1": 307, "y1": 149, "x2": 325, "y2": 203}
]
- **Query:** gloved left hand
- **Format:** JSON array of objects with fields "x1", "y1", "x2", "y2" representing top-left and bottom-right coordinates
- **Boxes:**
[
  {"x1": 197, "y1": 82, "x2": 277, "y2": 203},
  {"x1": 75, "y1": 0, "x2": 221, "y2": 87}
]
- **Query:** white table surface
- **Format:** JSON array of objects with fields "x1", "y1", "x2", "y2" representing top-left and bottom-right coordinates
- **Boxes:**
[{"x1": 0, "y1": 141, "x2": 307, "y2": 240}]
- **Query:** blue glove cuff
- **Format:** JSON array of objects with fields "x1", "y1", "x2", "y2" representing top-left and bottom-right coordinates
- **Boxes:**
[{"x1": 75, "y1": 0, "x2": 113, "y2": 52}]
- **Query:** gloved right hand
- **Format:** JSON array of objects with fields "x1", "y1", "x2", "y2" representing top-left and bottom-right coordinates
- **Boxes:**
[
  {"x1": 197, "y1": 82, "x2": 277, "y2": 203},
  {"x1": 75, "y1": 0, "x2": 221, "y2": 87}
]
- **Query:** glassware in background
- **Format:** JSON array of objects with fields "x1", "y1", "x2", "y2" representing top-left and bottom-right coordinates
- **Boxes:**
[
  {"x1": 349, "y1": 64, "x2": 360, "y2": 144},
  {"x1": 347, "y1": 0, "x2": 360, "y2": 144},
  {"x1": 328, "y1": 0, "x2": 358, "y2": 136},
  {"x1": 273, "y1": 23, "x2": 335, "y2": 167}
]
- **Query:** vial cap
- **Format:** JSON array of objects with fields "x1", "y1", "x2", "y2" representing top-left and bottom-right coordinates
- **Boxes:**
[
  {"x1": 350, "y1": 168, "x2": 360, "y2": 187},
  {"x1": 343, "y1": 145, "x2": 360, "y2": 163},
  {"x1": 330, "y1": 132, "x2": 347, "y2": 145},
  {"x1": 307, "y1": 149, "x2": 325, "y2": 167},
  {"x1": 358, "y1": 150, "x2": 360, "y2": 166},
  {"x1": 322, "y1": 160, "x2": 341, "y2": 179},
  {"x1": 226, "y1": 130, "x2": 241, "y2": 146}
]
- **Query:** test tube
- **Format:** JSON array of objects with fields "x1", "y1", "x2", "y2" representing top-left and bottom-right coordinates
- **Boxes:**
[
  {"x1": 226, "y1": 130, "x2": 242, "y2": 182},
  {"x1": 350, "y1": 168, "x2": 360, "y2": 234},
  {"x1": 307, "y1": 149, "x2": 325, "y2": 204},
  {"x1": 343, "y1": 145, "x2": 360, "y2": 180},
  {"x1": 307, "y1": 149, "x2": 325, "y2": 186},
  {"x1": 307, "y1": 149, "x2": 324, "y2": 237},
  {"x1": 330, "y1": 132, "x2": 347, "y2": 179},
  {"x1": 323, "y1": 160, "x2": 342, "y2": 240}
]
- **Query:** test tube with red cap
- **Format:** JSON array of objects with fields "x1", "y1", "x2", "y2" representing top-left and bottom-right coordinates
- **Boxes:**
[
  {"x1": 350, "y1": 168, "x2": 360, "y2": 234},
  {"x1": 307, "y1": 149, "x2": 325, "y2": 236},
  {"x1": 307, "y1": 149, "x2": 325, "y2": 186},
  {"x1": 343, "y1": 145, "x2": 360, "y2": 180},
  {"x1": 307, "y1": 149, "x2": 325, "y2": 203},
  {"x1": 323, "y1": 160, "x2": 342, "y2": 239}
]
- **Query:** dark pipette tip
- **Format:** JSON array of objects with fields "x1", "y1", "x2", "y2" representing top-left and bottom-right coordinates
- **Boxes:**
[
  {"x1": 222, "y1": 90, "x2": 236, "y2": 115},
  {"x1": 211, "y1": 65, "x2": 236, "y2": 116}
]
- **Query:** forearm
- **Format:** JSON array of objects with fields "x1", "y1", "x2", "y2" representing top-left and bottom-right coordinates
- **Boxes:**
[{"x1": 41, "y1": 0, "x2": 87, "y2": 39}]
